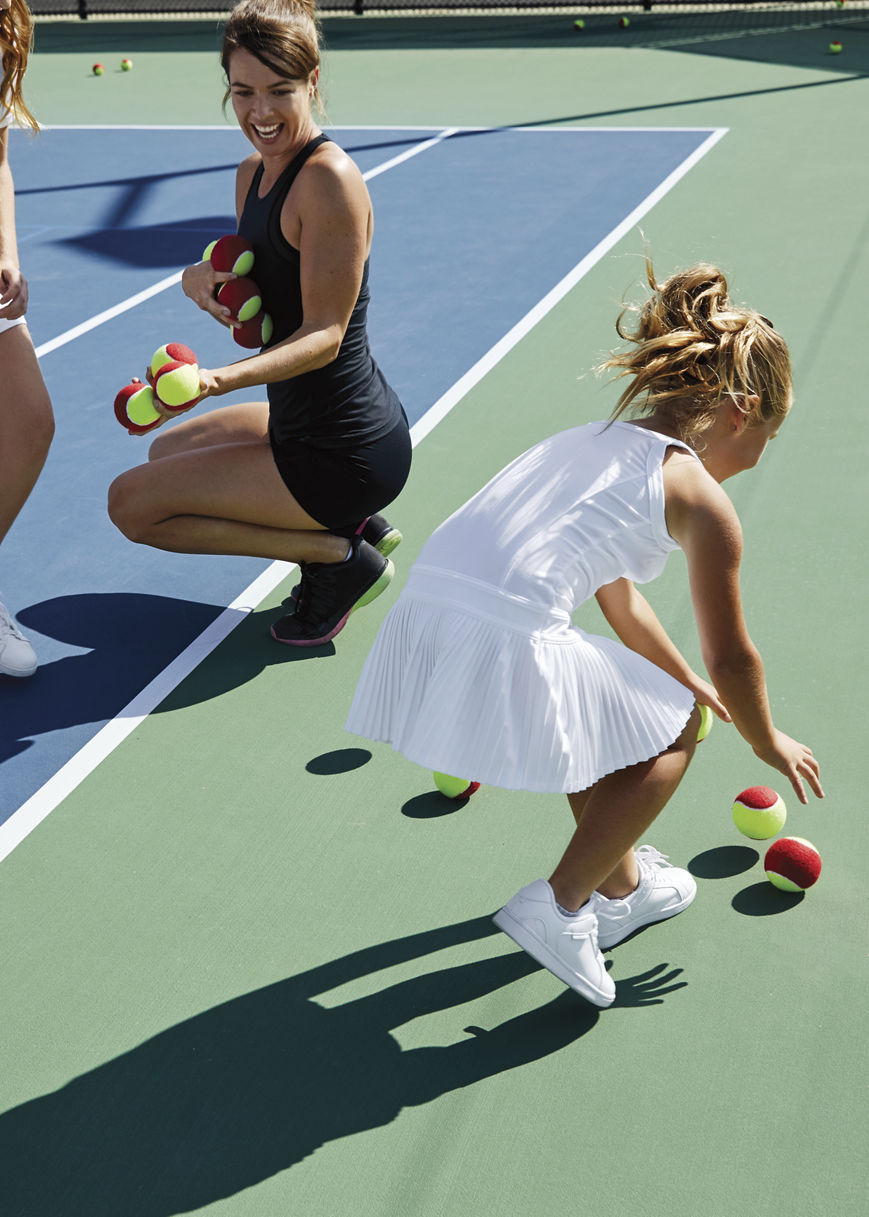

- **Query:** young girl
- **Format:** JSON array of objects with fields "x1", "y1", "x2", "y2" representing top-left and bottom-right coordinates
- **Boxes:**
[
  {"x1": 0, "y1": 0, "x2": 55, "y2": 677},
  {"x1": 346, "y1": 261, "x2": 823, "y2": 1008},
  {"x1": 108, "y1": 0, "x2": 409, "y2": 647}
]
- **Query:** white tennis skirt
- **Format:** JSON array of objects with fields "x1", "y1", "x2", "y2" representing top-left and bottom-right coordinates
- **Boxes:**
[{"x1": 346, "y1": 566, "x2": 696, "y2": 794}]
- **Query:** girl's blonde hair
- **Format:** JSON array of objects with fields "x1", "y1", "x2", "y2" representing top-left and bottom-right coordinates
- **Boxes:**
[
  {"x1": 221, "y1": 0, "x2": 322, "y2": 110},
  {"x1": 0, "y1": 0, "x2": 39, "y2": 133},
  {"x1": 604, "y1": 259, "x2": 793, "y2": 443}
]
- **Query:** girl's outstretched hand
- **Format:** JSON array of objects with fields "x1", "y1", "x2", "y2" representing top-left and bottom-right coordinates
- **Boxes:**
[{"x1": 753, "y1": 731, "x2": 824, "y2": 805}]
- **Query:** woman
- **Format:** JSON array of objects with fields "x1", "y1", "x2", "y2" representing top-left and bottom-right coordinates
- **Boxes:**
[
  {"x1": 108, "y1": 0, "x2": 410, "y2": 647},
  {"x1": 0, "y1": 0, "x2": 55, "y2": 677}
]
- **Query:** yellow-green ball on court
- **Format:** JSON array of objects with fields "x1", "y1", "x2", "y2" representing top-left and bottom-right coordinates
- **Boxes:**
[
  {"x1": 573, "y1": 18, "x2": 585, "y2": 30},
  {"x1": 732, "y1": 786, "x2": 786, "y2": 840},
  {"x1": 696, "y1": 704, "x2": 714, "y2": 742},
  {"x1": 829, "y1": 40, "x2": 843, "y2": 53},
  {"x1": 618, "y1": 16, "x2": 630, "y2": 28},
  {"x1": 764, "y1": 837, "x2": 821, "y2": 892},
  {"x1": 92, "y1": 63, "x2": 104, "y2": 76},
  {"x1": 121, "y1": 58, "x2": 133, "y2": 71},
  {"x1": 433, "y1": 772, "x2": 480, "y2": 800}
]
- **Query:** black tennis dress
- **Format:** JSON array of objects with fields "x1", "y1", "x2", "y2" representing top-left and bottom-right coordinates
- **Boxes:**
[{"x1": 238, "y1": 133, "x2": 411, "y2": 531}]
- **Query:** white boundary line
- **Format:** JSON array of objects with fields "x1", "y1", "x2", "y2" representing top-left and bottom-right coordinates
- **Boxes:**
[{"x1": 1, "y1": 124, "x2": 726, "y2": 864}]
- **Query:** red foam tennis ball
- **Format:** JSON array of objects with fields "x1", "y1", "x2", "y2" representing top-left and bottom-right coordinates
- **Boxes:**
[
  {"x1": 150, "y1": 342, "x2": 197, "y2": 381},
  {"x1": 92, "y1": 63, "x2": 105, "y2": 76},
  {"x1": 216, "y1": 276, "x2": 263, "y2": 323},
  {"x1": 152, "y1": 360, "x2": 201, "y2": 413},
  {"x1": 206, "y1": 234, "x2": 255, "y2": 276},
  {"x1": 232, "y1": 310, "x2": 274, "y2": 349},
  {"x1": 618, "y1": 16, "x2": 630, "y2": 28},
  {"x1": 114, "y1": 379, "x2": 163, "y2": 435},
  {"x1": 764, "y1": 837, "x2": 822, "y2": 892},
  {"x1": 732, "y1": 785, "x2": 787, "y2": 840}
]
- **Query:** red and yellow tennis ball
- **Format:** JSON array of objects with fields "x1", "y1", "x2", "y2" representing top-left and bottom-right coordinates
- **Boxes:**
[
  {"x1": 92, "y1": 63, "x2": 105, "y2": 76},
  {"x1": 732, "y1": 786, "x2": 787, "y2": 840},
  {"x1": 829, "y1": 40, "x2": 843, "y2": 53},
  {"x1": 153, "y1": 360, "x2": 202, "y2": 413},
  {"x1": 573, "y1": 18, "x2": 585, "y2": 30},
  {"x1": 232, "y1": 310, "x2": 274, "y2": 349},
  {"x1": 149, "y1": 341, "x2": 197, "y2": 382},
  {"x1": 114, "y1": 379, "x2": 163, "y2": 435},
  {"x1": 204, "y1": 234, "x2": 255, "y2": 276},
  {"x1": 764, "y1": 837, "x2": 822, "y2": 892},
  {"x1": 217, "y1": 276, "x2": 263, "y2": 323},
  {"x1": 121, "y1": 58, "x2": 133, "y2": 71},
  {"x1": 433, "y1": 772, "x2": 481, "y2": 800},
  {"x1": 618, "y1": 16, "x2": 630, "y2": 28}
]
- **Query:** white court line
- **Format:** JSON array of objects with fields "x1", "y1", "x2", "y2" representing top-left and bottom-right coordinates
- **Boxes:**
[
  {"x1": 33, "y1": 126, "x2": 457, "y2": 361},
  {"x1": 1, "y1": 124, "x2": 726, "y2": 864}
]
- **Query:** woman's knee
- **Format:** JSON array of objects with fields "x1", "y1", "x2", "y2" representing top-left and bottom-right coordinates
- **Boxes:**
[{"x1": 107, "y1": 468, "x2": 152, "y2": 542}]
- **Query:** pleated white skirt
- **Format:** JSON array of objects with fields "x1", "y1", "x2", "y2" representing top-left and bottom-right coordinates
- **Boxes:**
[{"x1": 346, "y1": 566, "x2": 696, "y2": 794}]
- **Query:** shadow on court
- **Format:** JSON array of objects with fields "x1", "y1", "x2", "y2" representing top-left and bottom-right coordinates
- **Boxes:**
[
  {"x1": 1, "y1": 594, "x2": 323, "y2": 767},
  {"x1": 0, "y1": 914, "x2": 687, "y2": 1215}
]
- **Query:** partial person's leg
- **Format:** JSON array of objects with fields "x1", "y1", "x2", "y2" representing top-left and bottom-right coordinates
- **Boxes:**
[
  {"x1": 0, "y1": 325, "x2": 55, "y2": 677},
  {"x1": 147, "y1": 401, "x2": 270, "y2": 462},
  {"x1": 0, "y1": 325, "x2": 54, "y2": 544}
]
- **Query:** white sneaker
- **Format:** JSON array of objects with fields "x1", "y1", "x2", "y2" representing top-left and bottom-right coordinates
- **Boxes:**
[
  {"x1": 595, "y1": 845, "x2": 697, "y2": 949},
  {"x1": 0, "y1": 600, "x2": 38, "y2": 677},
  {"x1": 493, "y1": 879, "x2": 615, "y2": 1008}
]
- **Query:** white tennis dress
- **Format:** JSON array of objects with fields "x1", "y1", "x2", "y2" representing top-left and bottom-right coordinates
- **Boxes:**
[{"x1": 346, "y1": 420, "x2": 699, "y2": 793}]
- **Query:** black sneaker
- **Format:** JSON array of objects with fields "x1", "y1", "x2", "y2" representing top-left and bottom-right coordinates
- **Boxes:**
[
  {"x1": 286, "y1": 516, "x2": 401, "y2": 605},
  {"x1": 361, "y1": 514, "x2": 402, "y2": 558},
  {"x1": 271, "y1": 538, "x2": 394, "y2": 646}
]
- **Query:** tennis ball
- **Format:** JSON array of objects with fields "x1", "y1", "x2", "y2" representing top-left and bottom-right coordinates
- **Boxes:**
[
  {"x1": 618, "y1": 16, "x2": 630, "y2": 28},
  {"x1": 732, "y1": 786, "x2": 787, "y2": 840},
  {"x1": 121, "y1": 58, "x2": 133, "y2": 71},
  {"x1": 114, "y1": 379, "x2": 163, "y2": 435},
  {"x1": 217, "y1": 276, "x2": 263, "y2": 323},
  {"x1": 153, "y1": 360, "x2": 201, "y2": 413},
  {"x1": 206, "y1": 234, "x2": 255, "y2": 276},
  {"x1": 233, "y1": 310, "x2": 274, "y2": 349},
  {"x1": 697, "y1": 704, "x2": 714, "y2": 742},
  {"x1": 92, "y1": 63, "x2": 105, "y2": 76},
  {"x1": 829, "y1": 40, "x2": 843, "y2": 53},
  {"x1": 150, "y1": 342, "x2": 197, "y2": 382},
  {"x1": 764, "y1": 837, "x2": 822, "y2": 892},
  {"x1": 433, "y1": 773, "x2": 481, "y2": 800},
  {"x1": 573, "y1": 18, "x2": 585, "y2": 30}
]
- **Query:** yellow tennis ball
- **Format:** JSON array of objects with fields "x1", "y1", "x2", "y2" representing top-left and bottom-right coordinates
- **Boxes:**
[
  {"x1": 433, "y1": 772, "x2": 480, "y2": 800},
  {"x1": 697, "y1": 704, "x2": 714, "y2": 742},
  {"x1": 573, "y1": 18, "x2": 585, "y2": 30},
  {"x1": 126, "y1": 386, "x2": 161, "y2": 427},
  {"x1": 732, "y1": 786, "x2": 787, "y2": 840},
  {"x1": 153, "y1": 361, "x2": 201, "y2": 411}
]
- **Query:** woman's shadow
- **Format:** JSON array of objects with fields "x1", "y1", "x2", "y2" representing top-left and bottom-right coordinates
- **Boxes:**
[{"x1": 0, "y1": 915, "x2": 681, "y2": 1216}]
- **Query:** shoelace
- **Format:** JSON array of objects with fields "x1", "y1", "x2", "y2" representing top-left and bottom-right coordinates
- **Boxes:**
[
  {"x1": 0, "y1": 603, "x2": 26, "y2": 642},
  {"x1": 635, "y1": 844, "x2": 671, "y2": 870}
]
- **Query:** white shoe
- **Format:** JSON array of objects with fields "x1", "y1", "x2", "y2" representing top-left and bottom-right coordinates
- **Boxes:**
[
  {"x1": 493, "y1": 879, "x2": 615, "y2": 1008},
  {"x1": 0, "y1": 601, "x2": 38, "y2": 677},
  {"x1": 595, "y1": 845, "x2": 697, "y2": 949}
]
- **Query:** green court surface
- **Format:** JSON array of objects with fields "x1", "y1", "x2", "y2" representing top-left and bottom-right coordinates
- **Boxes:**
[{"x1": 2, "y1": 11, "x2": 867, "y2": 1216}]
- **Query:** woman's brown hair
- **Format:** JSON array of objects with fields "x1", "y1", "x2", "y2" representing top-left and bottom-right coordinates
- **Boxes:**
[
  {"x1": 1, "y1": 0, "x2": 39, "y2": 133},
  {"x1": 221, "y1": 0, "x2": 322, "y2": 110}
]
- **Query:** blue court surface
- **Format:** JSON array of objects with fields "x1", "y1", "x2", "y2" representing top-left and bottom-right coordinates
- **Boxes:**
[{"x1": 1, "y1": 124, "x2": 722, "y2": 822}]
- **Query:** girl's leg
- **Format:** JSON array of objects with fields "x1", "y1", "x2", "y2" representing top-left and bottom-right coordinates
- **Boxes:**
[
  {"x1": 549, "y1": 706, "x2": 700, "y2": 912},
  {"x1": 0, "y1": 326, "x2": 55, "y2": 544}
]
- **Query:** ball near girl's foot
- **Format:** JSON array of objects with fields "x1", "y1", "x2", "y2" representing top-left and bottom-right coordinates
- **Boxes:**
[
  {"x1": 433, "y1": 773, "x2": 480, "y2": 800},
  {"x1": 764, "y1": 837, "x2": 821, "y2": 891},
  {"x1": 732, "y1": 786, "x2": 786, "y2": 839}
]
